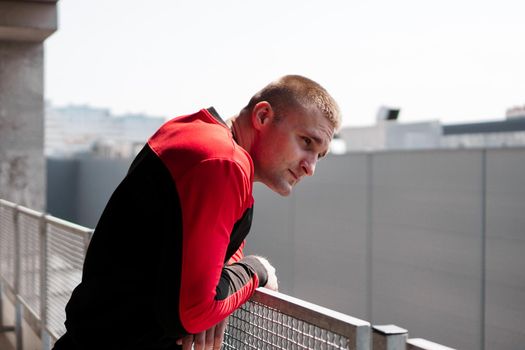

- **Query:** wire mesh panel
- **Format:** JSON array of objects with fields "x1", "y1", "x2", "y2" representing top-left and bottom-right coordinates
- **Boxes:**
[
  {"x1": 224, "y1": 289, "x2": 371, "y2": 350},
  {"x1": 45, "y1": 217, "x2": 90, "y2": 338},
  {"x1": 0, "y1": 200, "x2": 17, "y2": 290},
  {"x1": 18, "y1": 207, "x2": 42, "y2": 317},
  {"x1": 226, "y1": 302, "x2": 350, "y2": 349}
]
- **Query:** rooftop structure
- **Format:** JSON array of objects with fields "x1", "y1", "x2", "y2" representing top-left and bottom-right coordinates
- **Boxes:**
[{"x1": 338, "y1": 106, "x2": 525, "y2": 152}]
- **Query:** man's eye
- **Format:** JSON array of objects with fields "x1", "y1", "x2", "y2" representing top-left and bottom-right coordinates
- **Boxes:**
[{"x1": 303, "y1": 137, "x2": 312, "y2": 146}]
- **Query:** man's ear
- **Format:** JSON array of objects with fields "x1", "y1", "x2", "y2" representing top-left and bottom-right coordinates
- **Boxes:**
[{"x1": 251, "y1": 101, "x2": 274, "y2": 131}]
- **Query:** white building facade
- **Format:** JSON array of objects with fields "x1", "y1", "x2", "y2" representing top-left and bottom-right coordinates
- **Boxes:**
[{"x1": 45, "y1": 104, "x2": 166, "y2": 158}]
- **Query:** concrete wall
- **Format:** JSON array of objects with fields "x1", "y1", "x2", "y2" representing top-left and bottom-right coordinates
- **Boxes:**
[
  {"x1": 46, "y1": 148, "x2": 525, "y2": 350},
  {"x1": 245, "y1": 148, "x2": 525, "y2": 350}
]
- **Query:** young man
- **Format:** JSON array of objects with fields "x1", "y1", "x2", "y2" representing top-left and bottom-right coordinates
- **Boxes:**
[{"x1": 53, "y1": 75, "x2": 341, "y2": 350}]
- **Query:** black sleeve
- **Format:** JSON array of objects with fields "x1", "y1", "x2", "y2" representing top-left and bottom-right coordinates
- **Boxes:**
[{"x1": 215, "y1": 256, "x2": 268, "y2": 300}]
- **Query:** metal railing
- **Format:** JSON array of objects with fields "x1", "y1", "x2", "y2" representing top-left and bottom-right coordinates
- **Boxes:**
[
  {"x1": 224, "y1": 288, "x2": 370, "y2": 349},
  {"x1": 0, "y1": 199, "x2": 453, "y2": 350},
  {"x1": 0, "y1": 199, "x2": 92, "y2": 349}
]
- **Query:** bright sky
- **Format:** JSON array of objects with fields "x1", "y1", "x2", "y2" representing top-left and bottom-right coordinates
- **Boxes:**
[{"x1": 45, "y1": 0, "x2": 525, "y2": 127}]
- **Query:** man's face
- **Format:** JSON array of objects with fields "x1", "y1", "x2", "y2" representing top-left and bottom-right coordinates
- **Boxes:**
[{"x1": 252, "y1": 105, "x2": 334, "y2": 196}]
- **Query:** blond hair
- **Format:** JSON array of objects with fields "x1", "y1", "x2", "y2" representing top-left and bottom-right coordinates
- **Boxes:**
[{"x1": 244, "y1": 75, "x2": 342, "y2": 131}]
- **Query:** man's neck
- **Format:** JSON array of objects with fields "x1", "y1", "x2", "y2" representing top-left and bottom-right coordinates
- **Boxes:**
[{"x1": 228, "y1": 114, "x2": 254, "y2": 155}]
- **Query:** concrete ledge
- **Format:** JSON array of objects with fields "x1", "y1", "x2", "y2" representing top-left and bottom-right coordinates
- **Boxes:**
[
  {"x1": 0, "y1": 1, "x2": 57, "y2": 42},
  {"x1": 407, "y1": 338, "x2": 456, "y2": 350}
]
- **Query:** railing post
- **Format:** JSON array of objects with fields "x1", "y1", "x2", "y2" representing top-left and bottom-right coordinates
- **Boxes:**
[
  {"x1": 40, "y1": 214, "x2": 50, "y2": 350},
  {"x1": 13, "y1": 205, "x2": 23, "y2": 350},
  {"x1": 357, "y1": 323, "x2": 372, "y2": 350},
  {"x1": 0, "y1": 200, "x2": 16, "y2": 335},
  {"x1": 373, "y1": 324, "x2": 408, "y2": 350},
  {"x1": 83, "y1": 229, "x2": 93, "y2": 252},
  {"x1": 0, "y1": 201, "x2": 4, "y2": 331}
]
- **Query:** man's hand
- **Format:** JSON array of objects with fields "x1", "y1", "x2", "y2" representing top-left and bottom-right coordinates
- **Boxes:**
[
  {"x1": 177, "y1": 317, "x2": 229, "y2": 350},
  {"x1": 254, "y1": 256, "x2": 278, "y2": 291}
]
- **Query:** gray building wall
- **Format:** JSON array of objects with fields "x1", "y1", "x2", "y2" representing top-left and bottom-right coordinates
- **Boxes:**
[
  {"x1": 46, "y1": 148, "x2": 525, "y2": 350},
  {"x1": 245, "y1": 149, "x2": 524, "y2": 350},
  {"x1": 485, "y1": 149, "x2": 525, "y2": 350},
  {"x1": 368, "y1": 151, "x2": 484, "y2": 350},
  {"x1": 75, "y1": 157, "x2": 131, "y2": 227},
  {"x1": 47, "y1": 158, "x2": 78, "y2": 221},
  {"x1": 47, "y1": 157, "x2": 131, "y2": 228}
]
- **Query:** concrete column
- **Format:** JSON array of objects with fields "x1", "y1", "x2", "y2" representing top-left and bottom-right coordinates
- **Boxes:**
[
  {"x1": 0, "y1": 41, "x2": 45, "y2": 210},
  {"x1": 0, "y1": 0, "x2": 57, "y2": 211}
]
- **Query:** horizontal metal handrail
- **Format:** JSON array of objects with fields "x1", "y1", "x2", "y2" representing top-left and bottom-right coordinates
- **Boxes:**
[
  {"x1": 45, "y1": 215, "x2": 93, "y2": 236},
  {"x1": 0, "y1": 199, "x2": 17, "y2": 209},
  {"x1": 16, "y1": 205, "x2": 43, "y2": 219}
]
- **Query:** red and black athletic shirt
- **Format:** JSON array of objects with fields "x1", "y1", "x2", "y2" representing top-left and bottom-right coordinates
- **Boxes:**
[{"x1": 62, "y1": 108, "x2": 268, "y2": 349}]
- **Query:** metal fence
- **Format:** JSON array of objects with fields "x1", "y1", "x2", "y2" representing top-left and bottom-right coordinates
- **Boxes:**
[
  {"x1": 224, "y1": 289, "x2": 370, "y2": 349},
  {"x1": 0, "y1": 199, "x2": 452, "y2": 350}
]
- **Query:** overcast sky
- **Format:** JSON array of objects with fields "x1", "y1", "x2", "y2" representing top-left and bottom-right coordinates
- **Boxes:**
[{"x1": 44, "y1": 0, "x2": 525, "y2": 127}]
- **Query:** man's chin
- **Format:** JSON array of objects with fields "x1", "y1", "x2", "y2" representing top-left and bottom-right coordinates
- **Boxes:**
[
  {"x1": 265, "y1": 182, "x2": 293, "y2": 197},
  {"x1": 277, "y1": 189, "x2": 292, "y2": 197}
]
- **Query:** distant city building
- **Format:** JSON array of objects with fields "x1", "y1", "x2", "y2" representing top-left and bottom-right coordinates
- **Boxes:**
[
  {"x1": 505, "y1": 105, "x2": 525, "y2": 119},
  {"x1": 441, "y1": 118, "x2": 525, "y2": 149},
  {"x1": 45, "y1": 103, "x2": 166, "y2": 158},
  {"x1": 47, "y1": 103, "x2": 525, "y2": 156},
  {"x1": 338, "y1": 105, "x2": 525, "y2": 152},
  {"x1": 339, "y1": 120, "x2": 442, "y2": 152}
]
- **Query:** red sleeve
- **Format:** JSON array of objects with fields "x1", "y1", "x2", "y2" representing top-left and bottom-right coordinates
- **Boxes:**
[
  {"x1": 176, "y1": 158, "x2": 259, "y2": 334},
  {"x1": 227, "y1": 240, "x2": 245, "y2": 265}
]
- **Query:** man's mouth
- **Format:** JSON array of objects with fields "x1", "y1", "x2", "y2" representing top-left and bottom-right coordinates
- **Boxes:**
[{"x1": 289, "y1": 169, "x2": 299, "y2": 182}]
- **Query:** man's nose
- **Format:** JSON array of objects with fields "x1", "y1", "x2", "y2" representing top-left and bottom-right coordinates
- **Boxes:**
[{"x1": 301, "y1": 157, "x2": 317, "y2": 177}]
